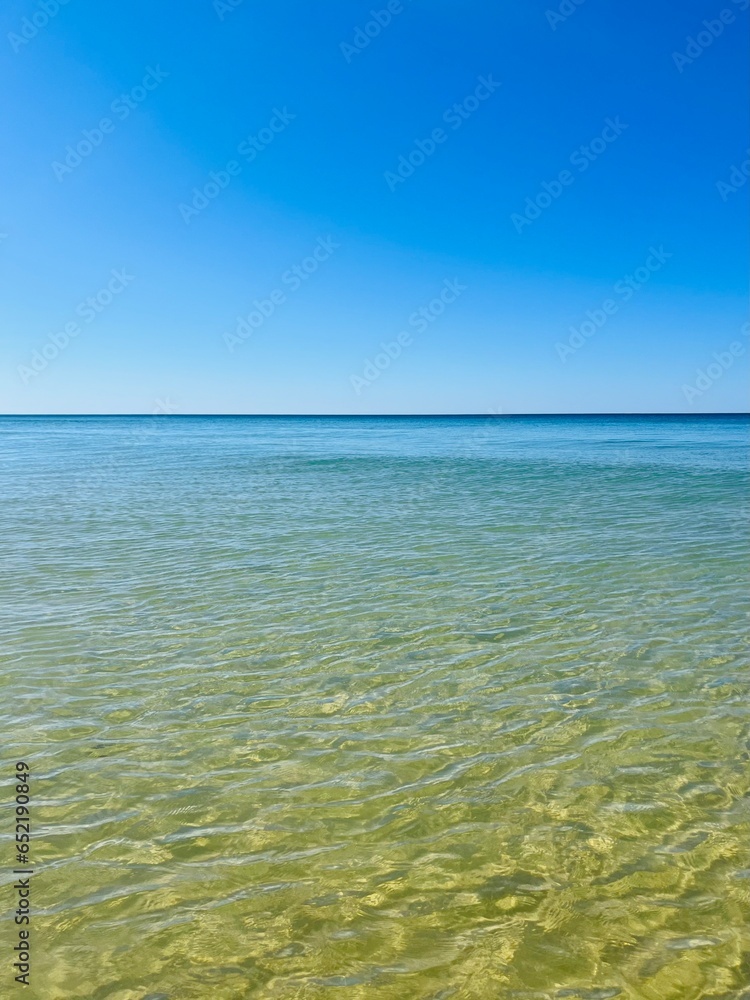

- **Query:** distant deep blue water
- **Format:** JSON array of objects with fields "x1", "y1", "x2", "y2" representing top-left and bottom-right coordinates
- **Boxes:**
[{"x1": 1, "y1": 415, "x2": 748, "y2": 999}]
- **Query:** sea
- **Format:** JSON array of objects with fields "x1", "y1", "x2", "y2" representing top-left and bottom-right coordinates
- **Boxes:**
[{"x1": 1, "y1": 414, "x2": 748, "y2": 999}]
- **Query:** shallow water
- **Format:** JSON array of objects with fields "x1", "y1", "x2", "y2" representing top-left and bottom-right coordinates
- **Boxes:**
[{"x1": 1, "y1": 415, "x2": 748, "y2": 999}]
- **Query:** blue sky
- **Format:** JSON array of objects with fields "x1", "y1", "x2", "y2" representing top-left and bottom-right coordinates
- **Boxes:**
[{"x1": 1, "y1": 0, "x2": 748, "y2": 414}]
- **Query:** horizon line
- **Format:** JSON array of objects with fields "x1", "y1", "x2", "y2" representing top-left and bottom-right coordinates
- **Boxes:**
[{"x1": 2, "y1": 412, "x2": 749, "y2": 419}]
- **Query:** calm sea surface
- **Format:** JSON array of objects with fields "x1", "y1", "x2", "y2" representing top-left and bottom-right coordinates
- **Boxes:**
[{"x1": 1, "y1": 415, "x2": 749, "y2": 1000}]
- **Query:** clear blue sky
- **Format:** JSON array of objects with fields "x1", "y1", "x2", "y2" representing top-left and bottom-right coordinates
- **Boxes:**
[{"x1": 1, "y1": 0, "x2": 748, "y2": 413}]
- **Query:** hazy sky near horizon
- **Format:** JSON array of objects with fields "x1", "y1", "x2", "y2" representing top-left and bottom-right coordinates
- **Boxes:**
[{"x1": 1, "y1": 0, "x2": 748, "y2": 414}]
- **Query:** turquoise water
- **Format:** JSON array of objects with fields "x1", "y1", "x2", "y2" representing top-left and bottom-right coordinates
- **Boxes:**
[{"x1": 1, "y1": 415, "x2": 749, "y2": 999}]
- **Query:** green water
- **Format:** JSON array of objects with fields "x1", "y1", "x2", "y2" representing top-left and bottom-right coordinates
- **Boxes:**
[{"x1": 1, "y1": 416, "x2": 748, "y2": 999}]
